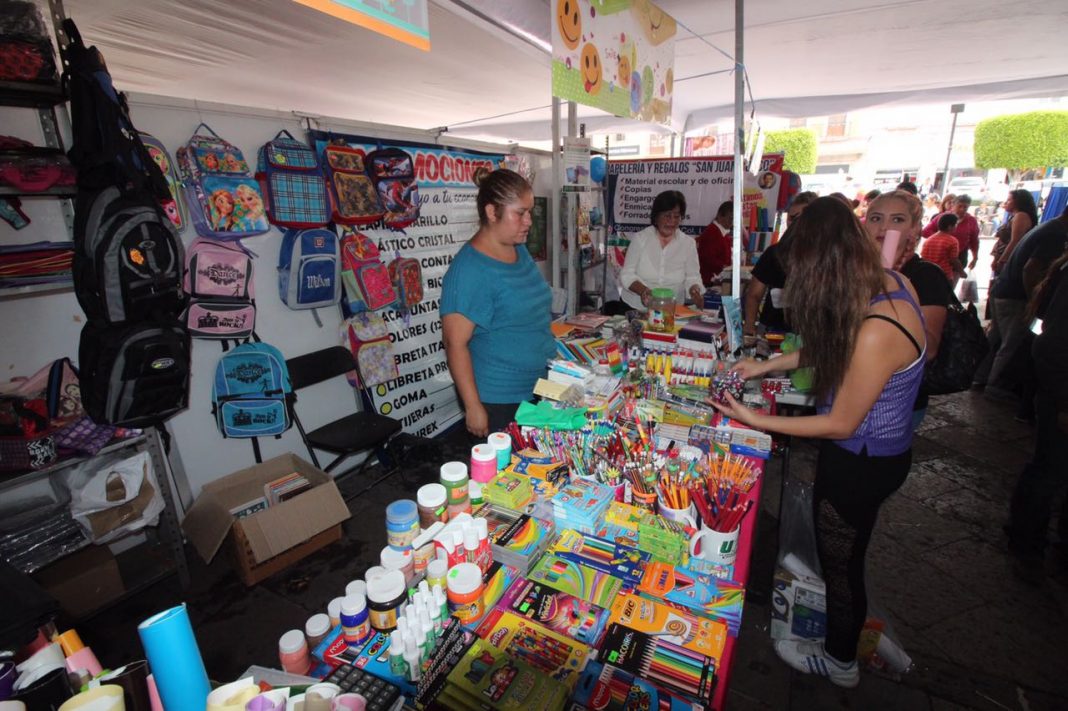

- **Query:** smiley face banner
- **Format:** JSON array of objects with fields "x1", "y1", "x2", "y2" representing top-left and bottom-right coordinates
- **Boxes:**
[{"x1": 551, "y1": 0, "x2": 676, "y2": 125}]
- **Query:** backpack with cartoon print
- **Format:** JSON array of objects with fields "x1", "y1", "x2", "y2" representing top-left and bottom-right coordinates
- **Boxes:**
[{"x1": 365, "y1": 148, "x2": 420, "y2": 229}]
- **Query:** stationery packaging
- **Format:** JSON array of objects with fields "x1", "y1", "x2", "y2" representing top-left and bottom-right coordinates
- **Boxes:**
[
  {"x1": 474, "y1": 609, "x2": 591, "y2": 688},
  {"x1": 549, "y1": 529, "x2": 649, "y2": 584},
  {"x1": 607, "y1": 594, "x2": 728, "y2": 659},
  {"x1": 597, "y1": 623, "x2": 715, "y2": 707},
  {"x1": 570, "y1": 660, "x2": 702, "y2": 711},
  {"x1": 525, "y1": 554, "x2": 622, "y2": 608},
  {"x1": 495, "y1": 577, "x2": 607, "y2": 645},
  {"x1": 444, "y1": 638, "x2": 569, "y2": 710},
  {"x1": 637, "y1": 562, "x2": 745, "y2": 636}
]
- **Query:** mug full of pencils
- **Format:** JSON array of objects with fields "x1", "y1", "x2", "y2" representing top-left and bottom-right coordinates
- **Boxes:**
[{"x1": 689, "y1": 523, "x2": 740, "y2": 566}]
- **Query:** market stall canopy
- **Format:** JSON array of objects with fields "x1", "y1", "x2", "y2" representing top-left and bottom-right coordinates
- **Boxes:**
[{"x1": 66, "y1": 0, "x2": 1068, "y2": 143}]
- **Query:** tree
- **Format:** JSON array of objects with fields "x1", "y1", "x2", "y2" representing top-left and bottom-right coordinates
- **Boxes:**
[
  {"x1": 763, "y1": 128, "x2": 818, "y2": 174},
  {"x1": 974, "y1": 111, "x2": 1068, "y2": 183}
]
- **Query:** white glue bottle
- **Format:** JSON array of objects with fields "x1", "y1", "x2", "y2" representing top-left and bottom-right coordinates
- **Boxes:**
[
  {"x1": 404, "y1": 634, "x2": 421, "y2": 682},
  {"x1": 388, "y1": 630, "x2": 407, "y2": 679}
]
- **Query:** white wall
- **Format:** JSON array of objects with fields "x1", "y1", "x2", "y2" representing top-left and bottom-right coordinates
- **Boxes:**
[{"x1": 1, "y1": 93, "x2": 542, "y2": 511}]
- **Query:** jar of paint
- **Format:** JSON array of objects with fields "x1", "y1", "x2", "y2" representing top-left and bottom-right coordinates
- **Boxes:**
[
  {"x1": 328, "y1": 597, "x2": 344, "y2": 628},
  {"x1": 385, "y1": 499, "x2": 419, "y2": 551},
  {"x1": 345, "y1": 580, "x2": 367, "y2": 598},
  {"x1": 426, "y1": 558, "x2": 448, "y2": 591},
  {"x1": 364, "y1": 565, "x2": 387, "y2": 583},
  {"x1": 487, "y1": 432, "x2": 512, "y2": 470},
  {"x1": 469, "y1": 444, "x2": 497, "y2": 484},
  {"x1": 305, "y1": 613, "x2": 332, "y2": 650},
  {"x1": 445, "y1": 562, "x2": 485, "y2": 625},
  {"x1": 367, "y1": 570, "x2": 408, "y2": 632},
  {"x1": 340, "y1": 593, "x2": 371, "y2": 646},
  {"x1": 412, "y1": 523, "x2": 442, "y2": 576},
  {"x1": 416, "y1": 484, "x2": 448, "y2": 528},
  {"x1": 439, "y1": 461, "x2": 470, "y2": 517},
  {"x1": 380, "y1": 545, "x2": 414, "y2": 585},
  {"x1": 278, "y1": 629, "x2": 311, "y2": 675}
]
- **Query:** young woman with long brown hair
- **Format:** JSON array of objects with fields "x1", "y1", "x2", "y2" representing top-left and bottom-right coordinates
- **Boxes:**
[{"x1": 713, "y1": 196, "x2": 927, "y2": 687}]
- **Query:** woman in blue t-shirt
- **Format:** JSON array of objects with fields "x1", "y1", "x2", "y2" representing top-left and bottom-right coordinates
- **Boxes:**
[{"x1": 440, "y1": 169, "x2": 553, "y2": 437}]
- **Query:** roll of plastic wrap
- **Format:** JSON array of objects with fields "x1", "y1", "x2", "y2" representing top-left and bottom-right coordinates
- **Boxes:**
[
  {"x1": 206, "y1": 678, "x2": 258, "y2": 711},
  {"x1": 57, "y1": 684, "x2": 124, "y2": 710},
  {"x1": 145, "y1": 676, "x2": 162, "y2": 711},
  {"x1": 96, "y1": 661, "x2": 151, "y2": 711},
  {"x1": 11, "y1": 667, "x2": 72, "y2": 709},
  {"x1": 137, "y1": 605, "x2": 210, "y2": 711}
]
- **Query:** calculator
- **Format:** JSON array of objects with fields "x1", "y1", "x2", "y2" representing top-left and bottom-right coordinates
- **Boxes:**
[{"x1": 321, "y1": 664, "x2": 404, "y2": 711}]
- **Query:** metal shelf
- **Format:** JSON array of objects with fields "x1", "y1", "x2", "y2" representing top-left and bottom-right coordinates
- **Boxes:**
[
  {"x1": 0, "y1": 80, "x2": 65, "y2": 108},
  {"x1": 0, "y1": 185, "x2": 77, "y2": 198},
  {"x1": 0, "y1": 280, "x2": 73, "y2": 299}
]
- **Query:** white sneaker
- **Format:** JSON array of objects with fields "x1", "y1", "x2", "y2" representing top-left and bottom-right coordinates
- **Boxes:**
[{"x1": 774, "y1": 639, "x2": 860, "y2": 688}]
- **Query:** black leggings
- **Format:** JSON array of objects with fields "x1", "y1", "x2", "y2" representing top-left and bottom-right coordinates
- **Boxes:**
[{"x1": 814, "y1": 441, "x2": 910, "y2": 662}]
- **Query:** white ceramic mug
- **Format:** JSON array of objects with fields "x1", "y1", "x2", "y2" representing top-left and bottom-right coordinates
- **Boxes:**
[
  {"x1": 657, "y1": 502, "x2": 698, "y2": 531},
  {"x1": 689, "y1": 524, "x2": 740, "y2": 566}
]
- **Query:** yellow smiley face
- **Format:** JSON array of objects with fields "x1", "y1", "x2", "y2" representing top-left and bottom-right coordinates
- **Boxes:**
[
  {"x1": 631, "y1": 0, "x2": 677, "y2": 46},
  {"x1": 618, "y1": 53, "x2": 631, "y2": 89},
  {"x1": 581, "y1": 43, "x2": 603, "y2": 95},
  {"x1": 557, "y1": 0, "x2": 581, "y2": 51}
]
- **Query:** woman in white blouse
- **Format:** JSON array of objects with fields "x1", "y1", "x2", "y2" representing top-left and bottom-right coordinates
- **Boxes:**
[{"x1": 619, "y1": 190, "x2": 705, "y2": 310}]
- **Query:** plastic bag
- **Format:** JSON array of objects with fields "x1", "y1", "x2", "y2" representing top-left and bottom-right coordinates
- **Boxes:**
[
  {"x1": 66, "y1": 450, "x2": 164, "y2": 543},
  {"x1": 958, "y1": 276, "x2": 979, "y2": 304}
]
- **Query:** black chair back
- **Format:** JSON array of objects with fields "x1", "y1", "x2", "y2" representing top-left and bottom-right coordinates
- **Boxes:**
[{"x1": 287, "y1": 346, "x2": 358, "y2": 391}]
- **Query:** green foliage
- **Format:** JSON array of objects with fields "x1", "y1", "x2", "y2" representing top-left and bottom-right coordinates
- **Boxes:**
[
  {"x1": 974, "y1": 111, "x2": 1068, "y2": 171},
  {"x1": 763, "y1": 128, "x2": 818, "y2": 174}
]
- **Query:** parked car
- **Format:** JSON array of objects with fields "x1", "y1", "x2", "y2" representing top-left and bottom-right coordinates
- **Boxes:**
[{"x1": 946, "y1": 176, "x2": 986, "y2": 199}]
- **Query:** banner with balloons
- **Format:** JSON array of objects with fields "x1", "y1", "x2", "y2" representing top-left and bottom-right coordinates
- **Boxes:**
[{"x1": 551, "y1": 0, "x2": 677, "y2": 125}]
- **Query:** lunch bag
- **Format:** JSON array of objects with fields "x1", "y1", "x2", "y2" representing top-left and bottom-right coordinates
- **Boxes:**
[
  {"x1": 322, "y1": 144, "x2": 384, "y2": 226},
  {"x1": 340, "y1": 229, "x2": 396, "y2": 312},
  {"x1": 176, "y1": 124, "x2": 269, "y2": 240},
  {"x1": 341, "y1": 312, "x2": 398, "y2": 388},
  {"x1": 278, "y1": 227, "x2": 341, "y2": 311},
  {"x1": 256, "y1": 130, "x2": 330, "y2": 228},
  {"x1": 182, "y1": 238, "x2": 256, "y2": 343},
  {"x1": 211, "y1": 342, "x2": 292, "y2": 438},
  {"x1": 365, "y1": 148, "x2": 419, "y2": 229}
]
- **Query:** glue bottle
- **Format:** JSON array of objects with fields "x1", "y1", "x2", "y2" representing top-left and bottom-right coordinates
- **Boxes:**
[
  {"x1": 388, "y1": 630, "x2": 407, "y2": 679},
  {"x1": 403, "y1": 635, "x2": 421, "y2": 682},
  {"x1": 474, "y1": 517, "x2": 491, "y2": 571}
]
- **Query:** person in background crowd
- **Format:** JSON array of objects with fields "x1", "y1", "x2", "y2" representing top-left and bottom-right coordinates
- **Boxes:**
[
  {"x1": 743, "y1": 191, "x2": 816, "y2": 337},
  {"x1": 923, "y1": 195, "x2": 980, "y2": 273},
  {"x1": 856, "y1": 189, "x2": 880, "y2": 219},
  {"x1": 716, "y1": 197, "x2": 926, "y2": 689},
  {"x1": 940, "y1": 193, "x2": 957, "y2": 214},
  {"x1": 618, "y1": 190, "x2": 704, "y2": 310},
  {"x1": 921, "y1": 213, "x2": 964, "y2": 281},
  {"x1": 696, "y1": 200, "x2": 735, "y2": 287},
  {"x1": 992, "y1": 189, "x2": 1040, "y2": 273},
  {"x1": 976, "y1": 204, "x2": 1068, "y2": 402},
  {"x1": 896, "y1": 179, "x2": 919, "y2": 195},
  {"x1": 1007, "y1": 249, "x2": 1068, "y2": 585},
  {"x1": 441, "y1": 169, "x2": 553, "y2": 438},
  {"x1": 865, "y1": 190, "x2": 951, "y2": 427}
]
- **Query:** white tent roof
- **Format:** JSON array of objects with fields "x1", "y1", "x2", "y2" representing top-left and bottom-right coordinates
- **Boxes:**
[{"x1": 66, "y1": 0, "x2": 1068, "y2": 142}]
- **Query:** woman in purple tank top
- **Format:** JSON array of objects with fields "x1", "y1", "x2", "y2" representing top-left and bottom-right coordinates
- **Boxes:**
[{"x1": 713, "y1": 197, "x2": 926, "y2": 688}]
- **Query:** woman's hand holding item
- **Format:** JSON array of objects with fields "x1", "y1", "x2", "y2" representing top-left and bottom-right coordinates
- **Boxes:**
[
  {"x1": 709, "y1": 392, "x2": 759, "y2": 426},
  {"x1": 466, "y1": 403, "x2": 489, "y2": 438},
  {"x1": 731, "y1": 357, "x2": 769, "y2": 380}
]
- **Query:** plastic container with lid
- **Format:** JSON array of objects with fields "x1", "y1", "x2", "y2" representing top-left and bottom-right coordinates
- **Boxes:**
[
  {"x1": 305, "y1": 613, "x2": 331, "y2": 650},
  {"x1": 647, "y1": 287, "x2": 676, "y2": 332},
  {"x1": 468, "y1": 480, "x2": 484, "y2": 507},
  {"x1": 367, "y1": 570, "x2": 408, "y2": 632},
  {"x1": 327, "y1": 597, "x2": 345, "y2": 628},
  {"x1": 340, "y1": 593, "x2": 371, "y2": 647},
  {"x1": 278, "y1": 629, "x2": 310, "y2": 675},
  {"x1": 345, "y1": 580, "x2": 366, "y2": 599},
  {"x1": 439, "y1": 461, "x2": 470, "y2": 517},
  {"x1": 469, "y1": 444, "x2": 497, "y2": 484},
  {"x1": 425, "y1": 558, "x2": 448, "y2": 591},
  {"x1": 416, "y1": 484, "x2": 448, "y2": 528},
  {"x1": 412, "y1": 522, "x2": 442, "y2": 575},
  {"x1": 380, "y1": 545, "x2": 414, "y2": 585},
  {"x1": 487, "y1": 432, "x2": 512, "y2": 470},
  {"x1": 445, "y1": 562, "x2": 485, "y2": 624},
  {"x1": 385, "y1": 499, "x2": 419, "y2": 551}
]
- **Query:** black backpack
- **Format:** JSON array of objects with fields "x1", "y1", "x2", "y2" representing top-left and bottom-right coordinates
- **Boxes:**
[
  {"x1": 73, "y1": 185, "x2": 185, "y2": 323},
  {"x1": 78, "y1": 319, "x2": 191, "y2": 428},
  {"x1": 924, "y1": 295, "x2": 989, "y2": 395}
]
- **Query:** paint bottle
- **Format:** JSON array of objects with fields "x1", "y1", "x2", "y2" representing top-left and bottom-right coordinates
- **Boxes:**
[
  {"x1": 439, "y1": 461, "x2": 470, "y2": 517},
  {"x1": 463, "y1": 526, "x2": 480, "y2": 566},
  {"x1": 487, "y1": 432, "x2": 512, "y2": 470},
  {"x1": 416, "y1": 484, "x2": 448, "y2": 528},
  {"x1": 469, "y1": 480, "x2": 484, "y2": 507},
  {"x1": 411, "y1": 522, "x2": 442, "y2": 576},
  {"x1": 305, "y1": 613, "x2": 331, "y2": 650},
  {"x1": 470, "y1": 444, "x2": 497, "y2": 483},
  {"x1": 345, "y1": 580, "x2": 367, "y2": 599},
  {"x1": 364, "y1": 565, "x2": 387, "y2": 583},
  {"x1": 474, "y1": 517, "x2": 492, "y2": 571},
  {"x1": 380, "y1": 545, "x2": 414, "y2": 586},
  {"x1": 385, "y1": 499, "x2": 419, "y2": 551},
  {"x1": 426, "y1": 558, "x2": 448, "y2": 591},
  {"x1": 433, "y1": 584, "x2": 449, "y2": 623},
  {"x1": 367, "y1": 570, "x2": 407, "y2": 632},
  {"x1": 328, "y1": 597, "x2": 345, "y2": 628},
  {"x1": 446, "y1": 563, "x2": 485, "y2": 625},
  {"x1": 340, "y1": 593, "x2": 371, "y2": 647},
  {"x1": 403, "y1": 635, "x2": 421, "y2": 683},
  {"x1": 278, "y1": 629, "x2": 311, "y2": 675},
  {"x1": 388, "y1": 630, "x2": 407, "y2": 680}
]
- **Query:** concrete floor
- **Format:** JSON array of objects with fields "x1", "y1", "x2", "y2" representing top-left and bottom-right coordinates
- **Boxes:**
[{"x1": 79, "y1": 390, "x2": 1068, "y2": 710}]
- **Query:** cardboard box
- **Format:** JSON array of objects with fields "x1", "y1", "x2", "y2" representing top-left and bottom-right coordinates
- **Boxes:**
[
  {"x1": 770, "y1": 566, "x2": 826, "y2": 641},
  {"x1": 34, "y1": 545, "x2": 124, "y2": 619},
  {"x1": 182, "y1": 453, "x2": 349, "y2": 585}
]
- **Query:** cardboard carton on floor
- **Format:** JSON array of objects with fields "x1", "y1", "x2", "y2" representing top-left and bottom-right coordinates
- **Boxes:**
[
  {"x1": 182, "y1": 453, "x2": 350, "y2": 585},
  {"x1": 35, "y1": 545, "x2": 124, "y2": 619},
  {"x1": 770, "y1": 566, "x2": 826, "y2": 641}
]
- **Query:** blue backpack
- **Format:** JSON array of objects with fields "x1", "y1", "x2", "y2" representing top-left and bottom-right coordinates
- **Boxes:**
[
  {"x1": 278, "y1": 228, "x2": 341, "y2": 311},
  {"x1": 211, "y1": 342, "x2": 292, "y2": 438}
]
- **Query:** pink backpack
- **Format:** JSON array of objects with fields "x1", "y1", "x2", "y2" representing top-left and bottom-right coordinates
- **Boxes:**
[
  {"x1": 183, "y1": 237, "x2": 256, "y2": 341},
  {"x1": 339, "y1": 229, "x2": 396, "y2": 313}
]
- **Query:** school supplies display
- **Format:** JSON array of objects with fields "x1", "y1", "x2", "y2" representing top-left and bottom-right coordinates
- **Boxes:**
[
  {"x1": 482, "y1": 472, "x2": 534, "y2": 512},
  {"x1": 570, "y1": 660, "x2": 702, "y2": 711},
  {"x1": 495, "y1": 578, "x2": 607, "y2": 646},
  {"x1": 365, "y1": 148, "x2": 419, "y2": 229},
  {"x1": 473, "y1": 504, "x2": 553, "y2": 573},
  {"x1": 551, "y1": 478, "x2": 614, "y2": 533},
  {"x1": 321, "y1": 144, "x2": 384, "y2": 226},
  {"x1": 340, "y1": 229, "x2": 397, "y2": 313},
  {"x1": 474, "y1": 608, "x2": 591, "y2": 688},
  {"x1": 525, "y1": 554, "x2": 622, "y2": 608},
  {"x1": 278, "y1": 227, "x2": 342, "y2": 311},
  {"x1": 341, "y1": 311, "x2": 398, "y2": 388}
]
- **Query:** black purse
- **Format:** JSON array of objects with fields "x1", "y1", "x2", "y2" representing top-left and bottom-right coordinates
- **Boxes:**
[{"x1": 924, "y1": 294, "x2": 989, "y2": 395}]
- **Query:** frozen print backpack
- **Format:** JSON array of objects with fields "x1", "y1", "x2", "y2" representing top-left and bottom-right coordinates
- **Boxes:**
[
  {"x1": 388, "y1": 255, "x2": 423, "y2": 311},
  {"x1": 339, "y1": 229, "x2": 396, "y2": 313},
  {"x1": 278, "y1": 227, "x2": 341, "y2": 313},
  {"x1": 211, "y1": 342, "x2": 292, "y2": 438},
  {"x1": 139, "y1": 131, "x2": 188, "y2": 231},
  {"x1": 341, "y1": 312, "x2": 398, "y2": 388},
  {"x1": 322, "y1": 144, "x2": 384, "y2": 226},
  {"x1": 256, "y1": 130, "x2": 330, "y2": 228},
  {"x1": 182, "y1": 237, "x2": 256, "y2": 343},
  {"x1": 365, "y1": 148, "x2": 419, "y2": 229},
  {"x1": 176, "y1": 124, "x2": 269, "y2": 241}
]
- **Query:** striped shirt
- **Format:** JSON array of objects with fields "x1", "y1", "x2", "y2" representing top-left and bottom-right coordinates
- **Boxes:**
[{"x1": 920, "y1": 233, "x2": 959, "y2": 279}]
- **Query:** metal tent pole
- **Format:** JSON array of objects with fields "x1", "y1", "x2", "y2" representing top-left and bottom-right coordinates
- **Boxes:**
[
  {"x1": 551, "y1": 97, "x2": 562, "y2": 293},
  {"x1": 731, "y1": 0, "x2": 744, "y2": 299}
]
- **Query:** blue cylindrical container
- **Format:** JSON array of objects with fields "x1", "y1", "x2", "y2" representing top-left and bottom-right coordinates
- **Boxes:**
[
  {"x1": 137, "y1": 604, "x2": 211, "y2": 711},
  {"x1": 385, "y1": 499, "x2": 419, "y2": 551}
]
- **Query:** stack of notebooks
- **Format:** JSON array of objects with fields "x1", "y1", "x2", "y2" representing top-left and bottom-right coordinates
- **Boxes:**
[
  {"x1": 482, "y1": 473, "x2": 534, "y2": 512},
  {"x1": 555, "y1": 336, "x2": 608, "y2": 365},
  {"x1": 265, "y1": 472, "x2": 311, "y2": 505},
  {"x1": 550, "y1": 478, "x2": 614, "y2": 534},
  {"x1": 473, "y1": 504, "x2": 554, "y2": 573}
]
